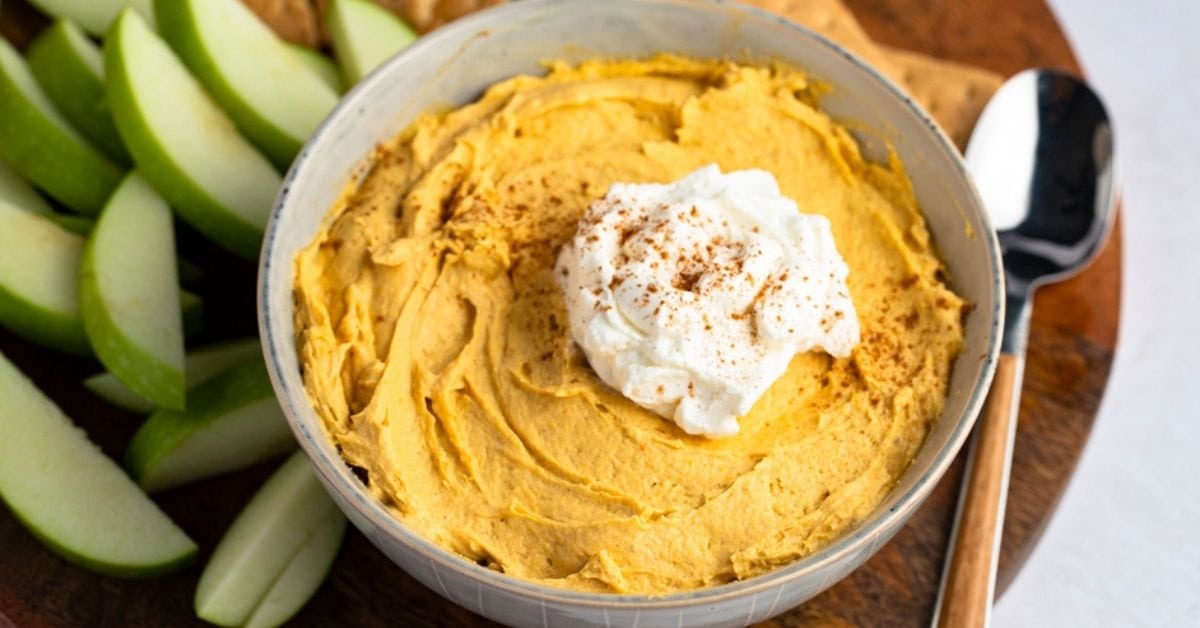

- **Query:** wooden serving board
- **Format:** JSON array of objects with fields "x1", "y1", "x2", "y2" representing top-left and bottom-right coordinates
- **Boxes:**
[{"x1": 0, "y1": 0, "x2": 1121, "y2": 625}]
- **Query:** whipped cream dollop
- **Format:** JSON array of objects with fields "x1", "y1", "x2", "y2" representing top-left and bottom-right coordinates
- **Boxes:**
[{"x1": 555, "y1": 165, "x2": 860, "y2": 437}]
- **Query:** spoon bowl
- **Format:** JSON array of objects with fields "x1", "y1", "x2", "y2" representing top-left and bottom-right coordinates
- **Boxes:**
[
  {"x1": 968, "y1": 69, "x2": 1117, "y2": 298},
  {"x1": 935, "y1": 69, "x2": 1116, "y2": 627}
]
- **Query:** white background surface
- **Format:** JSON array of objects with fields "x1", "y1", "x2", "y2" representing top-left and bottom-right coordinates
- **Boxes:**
[{"x1": 995, "y1": 0, "x2": 1200, "y2": 626}]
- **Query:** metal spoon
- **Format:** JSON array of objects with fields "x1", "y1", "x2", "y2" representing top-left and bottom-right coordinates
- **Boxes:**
[{"x1": 932, "y1": 69, "x2": 1117, "y2": 628}]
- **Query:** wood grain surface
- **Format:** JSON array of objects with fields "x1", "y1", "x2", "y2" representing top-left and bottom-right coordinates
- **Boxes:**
[{"x1": 0, "y1": 0, "x2": 1121, "y2": 626}]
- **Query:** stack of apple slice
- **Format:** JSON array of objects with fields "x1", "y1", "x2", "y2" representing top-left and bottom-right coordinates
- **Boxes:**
[
  {"x1": 0, "y1": 36, "x2": 124, "y2": 214},
  {"x1": 326, "y1": 0, "x2": 418, "y2": 84},
  {"x1": 196, "y1": 453, "x2": 348, "y2": 628},
  {"x1": 0, "y1": 162, "x2": 93, "y2": 355},
  {"x1": 0, "y1": 0, "x2": 419, "y2": 625}
]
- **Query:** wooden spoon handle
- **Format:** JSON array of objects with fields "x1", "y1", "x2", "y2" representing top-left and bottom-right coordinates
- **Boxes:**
[{"x1": 934, "y1": 353, "x2": 1023, "y2": 628}]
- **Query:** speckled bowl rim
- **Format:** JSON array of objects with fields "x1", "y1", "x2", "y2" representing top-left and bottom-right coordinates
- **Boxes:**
[{"x1": 258, "y1": 0, "x2": 1004, "y2": 610}]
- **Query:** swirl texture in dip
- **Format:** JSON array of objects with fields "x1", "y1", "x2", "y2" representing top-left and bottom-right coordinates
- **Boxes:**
[{"x1": 294, "y1": 56, "x2": 966, "y2": 594}]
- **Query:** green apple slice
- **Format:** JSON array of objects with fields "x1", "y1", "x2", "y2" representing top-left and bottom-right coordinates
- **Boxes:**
[
  {"x1": 326, "y1": 0, "x2": 418, "y2": 86},
  {"x1": 0, "y1": 158, "x2": 55, "y2": 215},
  {"x1": 25, "y1": 0, "x2": 154, "y2": 36},
  {"x1": 244, "y1": 509, "x2": 345, "y2": 628},
  {"x1": 0, "y1": 160, "x2": 96, "y2": 234},
  {"x1": 288, "y1": 44, "x2": 343, "y2": 94},
  {"x1": 27, "y1": 19, "x2": 131, "y2": 164},
  {"x1": 84, "y1": 368, "x2": 154, "y2": 414},
  {"x1": 124, "y1": 357, "x2": 296, "y2": 492},
  {"x1": 85, "y1": 338, "x2": 260, "y2": 414},
  {"x1": 80, "y1": 172, "x2": 184, "y2": 410},
  {"x1": 0, "y1": 161, "x2": 98, "y2": 235},
  {"x1": 78, "y1": 288, "x2": 200, "y2": 412},
  {"x1": 0, "y1": 162, "x2": 92, "y2": 353},
  {"x1": 0, "y1": 201, "x2": 90, "y2": 355},
  {"x1": 105, "y1": 9, "x2": 281, "y2": 260},
  {"x1": 196, "y1": 452, "x2": 343, "y2": 627},
  {"x1": 0, "y1": 37, "x2": 124, "y2": 215},
  {"x1": 155, "y1": 0, "x2": 339, "y2": 168},
  {"x1": 0, "y1": 350, "x2": 196, "y2": 577}
]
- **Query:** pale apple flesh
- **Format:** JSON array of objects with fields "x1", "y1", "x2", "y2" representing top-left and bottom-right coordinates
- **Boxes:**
[
  {"x1": 287, "y1": 44, "x2": 344, "y2": 94},
  {"x1": 0, "y1": 38, "x2": 124, "y2": 215},
  {"x1": 0, "y1": 160, "x2": 96, "y2": 235},
  {"x1": 244, "y1": 509, "x2": 346, "y2": 628},
  {"x1": 85, "y1": 338, "x2": 259, "y2": 414},
  {"x1": 84, "y1": 367, "x2": 157, "y2": 415},
  {"x1": 79, "y1": 172, "x2": 185, "y2": 410},
  {"x1": 154, "y1": 0, "x2": 339, "y2": 168},
  {"x1": 124, "y1": 357, "x2": 296, "y2": 492},
  {"x1": 0, "y1": 158, "x2": 55, "y2": 214},
  {"x1": 25, "y1": 0, "x2": 155, "y2": 36},
  {"x1": 0, "y1": 200, "x2": 91, "y2": 355},
  {"x1": 27, "y1": 18, "x2": 131, "y2": 164},
  {"x1": 104, "y1": 9, "x2": 280, "y2": 260},
  {"x1": 0, "y1": 350, "x2": 196, "y2": 577},
  {"x1": 196, "y1": 452, "x2": 343, "y2": 626},
  {"x1": 326, "y1": 0, "x2": 418, "y2": 86}
]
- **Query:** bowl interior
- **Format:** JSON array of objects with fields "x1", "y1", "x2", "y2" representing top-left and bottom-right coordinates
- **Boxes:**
[{"x1": 259, "y1": 0, "x2": 1002, "y2": 608}]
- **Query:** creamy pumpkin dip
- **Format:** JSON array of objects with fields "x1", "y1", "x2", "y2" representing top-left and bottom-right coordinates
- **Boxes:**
[{"x1": 294, "y1": 56, "x2": 965, "y2": 595}]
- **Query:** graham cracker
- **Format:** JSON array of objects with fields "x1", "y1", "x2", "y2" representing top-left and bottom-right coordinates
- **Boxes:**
[
  {"x1": 745, "y1": 0, "x2": 1004, "y2": 148},
  {"x1": 304, "y1": 0, "x2": 503, "y2": 35},
  {"x1": 880, "y1": 46, "x2": 1004, "y2": 148},
  {"x1": 742, "y1": 0, "x2": 901, "y2": 82},
  {"x1": 374, "y1": 0, "x2": 505, "y2": 32}
]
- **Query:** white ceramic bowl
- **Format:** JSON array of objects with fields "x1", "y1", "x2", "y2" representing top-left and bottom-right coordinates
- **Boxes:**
[{"x1": 258, "y1": 1, "x2": 1003, "y2": 625}]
